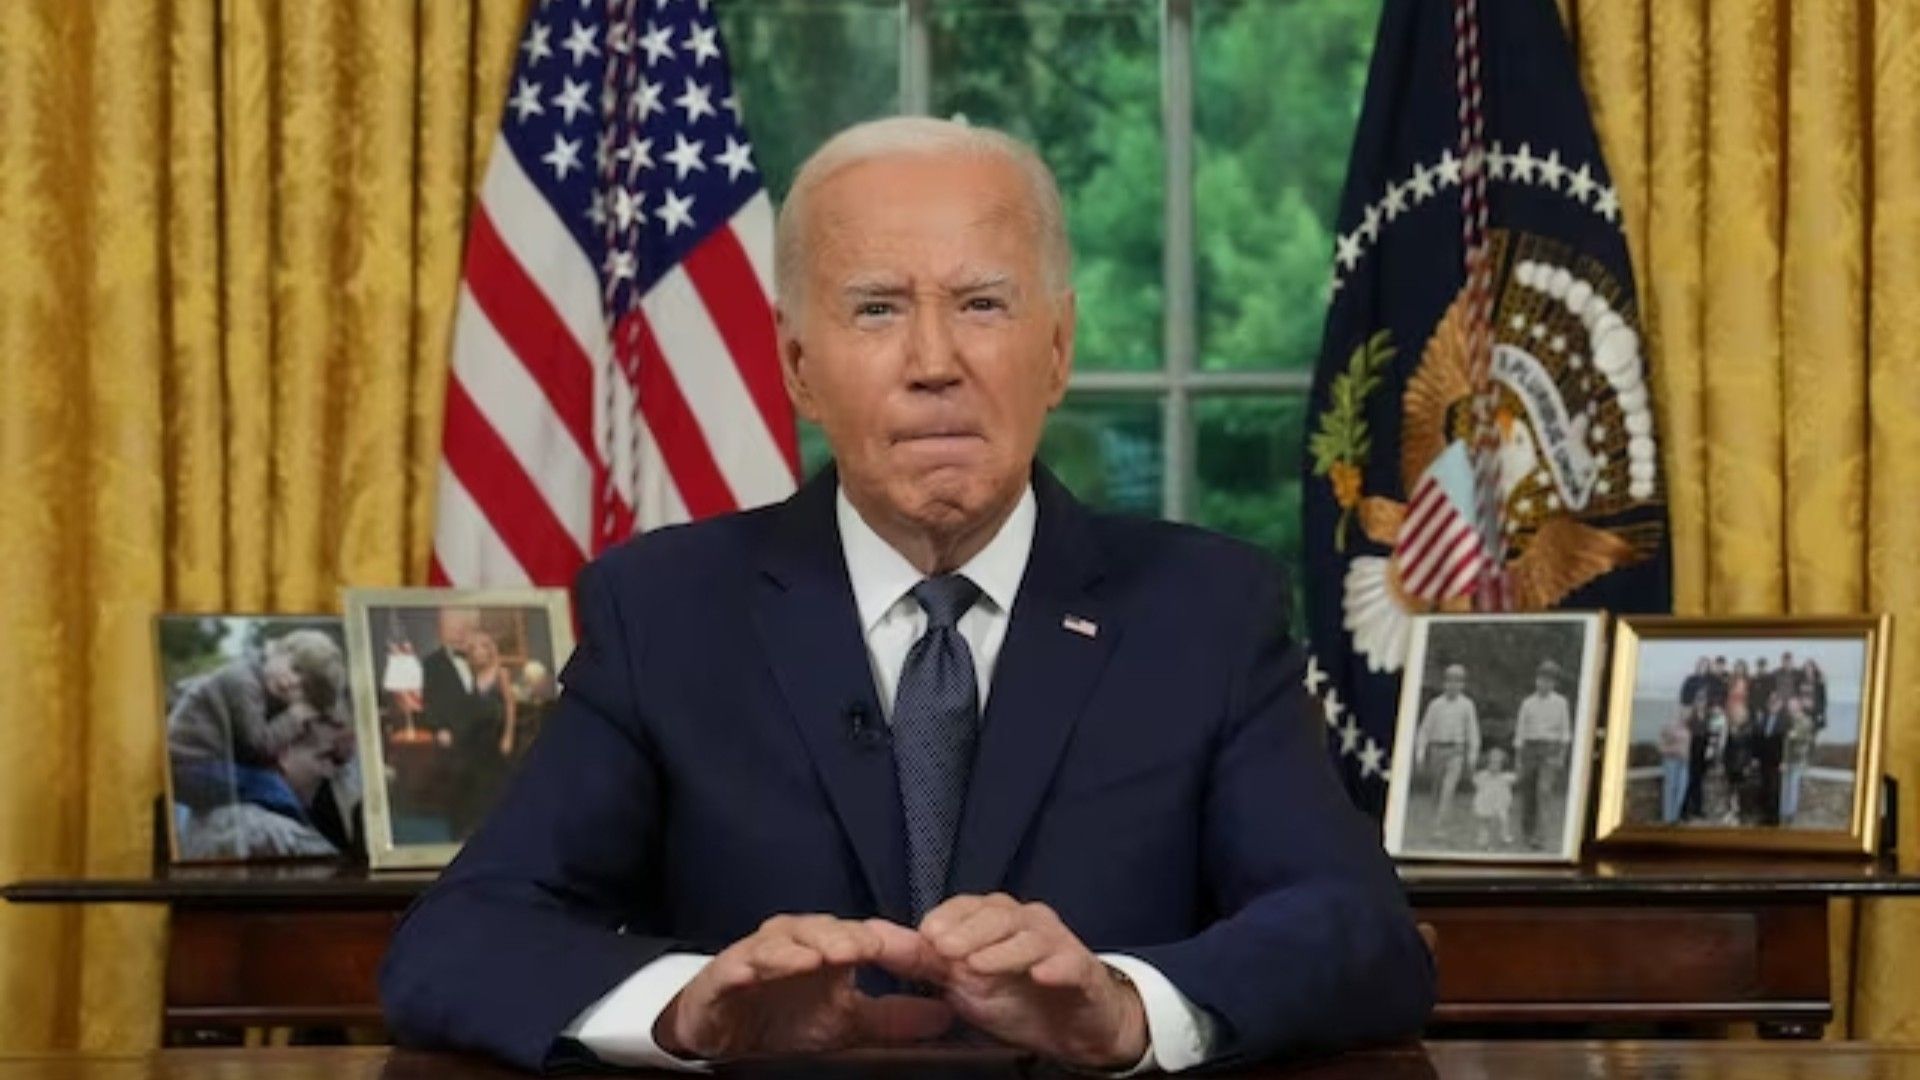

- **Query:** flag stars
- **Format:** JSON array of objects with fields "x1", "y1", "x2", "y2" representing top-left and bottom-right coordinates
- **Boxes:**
[
  {"x1": 1358, "y1": 203, "x2": 1382, "y2": 243},
  {"x1": 656, "y1": 188, "x2": 696, "y2": 235},
  {"x1": 612, "y1": 185, "x2": 643, "y2": 230},
  {"x1": 1594, "y1": 186, "x2": 1621, "y2": 222},
  {"x1": 551, "y1": 76, "x2": 591, "y2": 124},
  {"x1": 1335, "y1": 231, "x2": 1363, "y2": 273},
  {"x1": 1486, "y1": 143, "x2": 1511, "y2": 181},
  {"x1": 1358, "y1": 739, "x2": 1386, "y2": 779},
  {"x1": 1321, "y1": 689, "x2": 1345, "y2": 728},
  {"x1": 1508, "y1": 141, "x2": 1538, "y2": 183},
  {"x1": 716, "y1": 136, "x2": 756, "y2": 181},
  {"x1": 1434, "y1": 148, "x2": 1464, "y2": 187},
  {"x1": 722, "y1": 91, "x2": 742, "y2": 122},
  {"x1": 1567, "y1": 163, "x2": 1597, "y2": 203},
  {"x1": 684, "y1": 23, "x2": 722, "y2": 66},
  {"x1": 508, "y1": 77, "x2": 544, "y2": 122},
  {"x1": 521, "y1": 21, "x2": 553, "y2": 64},
  {"x1": 1339, "y1": 716, "x2": 1362, "y2": 756},
  {"x1": 675, "y1": 77, "x2": 716, "y2": 123},
  {"x1": 617, "y1": 133, "x2": 653, "y2": 179},
  {"x1": 664, "y1": 133, "x2": 707, "y2": 180},
  {"x1": 632, "y1": 78, "x2": 665, "y2": 120},
  {"x1": 1408, "y1": 161, "x2": 1436, "y2": 201},
  {"x1": 1382, "y1": 180, "x2": 1409, "y2": 221},
  {"x1": 541, "y1": 133, "x2": 582, "y2": 179},
  {"x1": 1539, "y1": 149, "x2": 1566, "y2": 190},
  {"x1": 561, "y1": 20, "x2": 599, "y2": 65},
  {"x1": 639, "y1": 21, "x2": 675, "y2": 65},
  {"x1": 605, "y1": 248, "x2": 637, "y2": 282}
]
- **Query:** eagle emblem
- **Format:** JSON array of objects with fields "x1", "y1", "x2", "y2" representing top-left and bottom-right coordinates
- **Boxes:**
[{"x1": 1315, "y1": 229, "x2": 1666, "y2": 674}]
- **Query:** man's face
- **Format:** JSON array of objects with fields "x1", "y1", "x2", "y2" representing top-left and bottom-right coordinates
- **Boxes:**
[
  {"x1": 1443, "y1": 672, "x2": 1464, "y2": 697},
  {"x1": 780, "y1": 152, "x2": 1074, "y2": 537},
  {"x1": 1535, "y1": 675, "x2": 1554, "y2": 695},
  {"x1": 438, "y1": 608, "x2": 480, "y2": 653}
]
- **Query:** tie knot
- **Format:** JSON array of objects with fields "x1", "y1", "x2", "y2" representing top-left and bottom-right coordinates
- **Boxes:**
[{"x1": 912, "y1": 574, "x2": 981, "y2": 629}]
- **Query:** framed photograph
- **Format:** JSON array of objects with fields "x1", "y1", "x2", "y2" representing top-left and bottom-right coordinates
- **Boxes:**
[
  {"x1": 156, "y1": 614, "x2": 361, "y2": 864},
  {"x1": 1594, "y1": 615, "x2": 1890, "y2": 855},
  {"x1": 344, "y1": 587, "x2": 572, "y2": 869},
  {"x1": 1385, "y1": 612, "x2": 1607, "y2": 864}
]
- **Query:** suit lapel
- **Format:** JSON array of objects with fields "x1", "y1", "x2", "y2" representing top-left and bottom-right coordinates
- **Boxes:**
[
  {"x1": 751, "y1": 469, "x2": 913, "y2": 925},
  {"x1": 950, "y1": 469, "x2": 1119, "y2": 897}
]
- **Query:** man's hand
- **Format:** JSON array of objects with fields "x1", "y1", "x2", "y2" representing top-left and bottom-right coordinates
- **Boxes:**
[
  {"x1": 653, "y1": 915, "x2": 953, "y2": 1061},
  {"x1": 916, "y1": 894, "x2": 1148, "y2": 1071}
]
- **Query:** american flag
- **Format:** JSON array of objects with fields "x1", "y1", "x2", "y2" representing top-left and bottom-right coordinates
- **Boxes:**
[
  {"x1": 1393, "y1": 443, "x2": 1488, "y2": 604},
  {"x1": 431, "y1": 0, "x2": 799, "y2": 587}
]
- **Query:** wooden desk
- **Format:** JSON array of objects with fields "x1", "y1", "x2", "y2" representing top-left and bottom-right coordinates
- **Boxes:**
[
  {"x1": 8, "y1": 858, "x2": 1920, "y2": 1039},
  {"x1": 8, "y1": 1042, "x2": 1920, "y2": 1079}
]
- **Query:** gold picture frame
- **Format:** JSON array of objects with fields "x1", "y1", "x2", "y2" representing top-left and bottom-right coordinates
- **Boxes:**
[
  {"x1": 344, "y1": 586, "x2": 574, "y2": 870},
  {"x1": 1594, "y1": 614, "x2": 1891, "y2": 855}
]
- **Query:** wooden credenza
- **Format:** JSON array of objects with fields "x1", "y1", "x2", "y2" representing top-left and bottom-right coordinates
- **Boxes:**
[{"x1": 6, "y1": 858, "x2": 1918, "y2": 1040}]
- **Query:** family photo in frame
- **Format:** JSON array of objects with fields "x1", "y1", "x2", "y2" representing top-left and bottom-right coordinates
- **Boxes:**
[
  {"x1": 1595, "y1": 615, "x2": 1890, "y2": 855},
  {"x1": 1385, "y1": 613, "x2": 1606, "y2": 864},
  {"x1": 155, "y1": 614, "x2": 361, "y2": 864},
  {"x1": 344, "y1": 588, "x2": 573, "y2": 869}
]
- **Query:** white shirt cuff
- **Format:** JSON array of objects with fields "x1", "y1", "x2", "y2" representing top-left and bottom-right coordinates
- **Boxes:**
[
  {"x1": 560, "y1": 951, "x2": 714, "y2": 1070},
  {"x1": 1098, "y1": 953, "x2": 1216, "y2": 1075}
]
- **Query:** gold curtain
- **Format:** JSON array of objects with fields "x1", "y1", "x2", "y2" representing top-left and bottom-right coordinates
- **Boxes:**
[
  {"x1": 1565, "y1": 0, "x2": 1920, "y2": 1040},
  {"x1": 0, "y1": 0, "x2": 526, "y2": 1051}
]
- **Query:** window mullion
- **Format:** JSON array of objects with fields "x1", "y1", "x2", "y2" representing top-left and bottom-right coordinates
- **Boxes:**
[
  {"x1": 1160, "y1": 0, "x2": 1196, "y2": 521},
  {"x1": 900, "y1": 0, "x2": 931, "y2": 114}
]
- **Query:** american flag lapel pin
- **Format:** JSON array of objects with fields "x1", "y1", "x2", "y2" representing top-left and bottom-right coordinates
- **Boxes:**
[{"x1": 1062, "y1": 614, "x2": 1099, "y2": 639}]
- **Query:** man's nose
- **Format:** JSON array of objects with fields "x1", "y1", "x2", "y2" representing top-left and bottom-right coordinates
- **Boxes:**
[{"x1": 903, "y1": 303, "x2": 962, "y2": 391}]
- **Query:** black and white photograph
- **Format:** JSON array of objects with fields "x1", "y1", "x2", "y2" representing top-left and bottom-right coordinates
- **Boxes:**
[
  {"x1": 344, "y1": 588, "x2": 571, "y2": 869},
  {"x1": 1385, "y1": 613, "x2": 1605, "y2": 863},
  {"x1": 156, "y1": 614, "x2": 360, "y2": 863},
  {"x1": 1596, "y1": 616, "x2": 1890, "y2": 854}
]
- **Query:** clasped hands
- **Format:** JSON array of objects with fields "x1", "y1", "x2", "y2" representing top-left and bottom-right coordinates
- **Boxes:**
[{"x1": 653, "y1": 893, "x2": 1148, "y2": 1070}]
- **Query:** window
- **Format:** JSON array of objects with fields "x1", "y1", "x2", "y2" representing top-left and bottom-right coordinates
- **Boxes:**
[{"x1": 719, "y1": 0, "x2": 1379, "y2": 571}]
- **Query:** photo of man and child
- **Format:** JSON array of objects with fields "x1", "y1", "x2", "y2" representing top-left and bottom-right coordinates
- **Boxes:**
[
  {"x1": 159, "y1": 616, "x2": 360, "y2": 863},
  {"x1": 1622, "y1": 638, "x2": 1863, "y2": 832},
  {"x1": 1387, "y1": 616, "x2": 1601, "y2": 862}
]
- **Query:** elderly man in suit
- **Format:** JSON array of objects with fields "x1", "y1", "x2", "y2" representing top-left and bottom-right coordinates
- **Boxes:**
[{"x1": 380, "y1": 117, "x2": 1433, "y2": 1073}]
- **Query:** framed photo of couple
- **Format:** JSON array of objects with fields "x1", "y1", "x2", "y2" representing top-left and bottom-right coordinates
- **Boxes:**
[
  {"x1": 1593, "y1": 615, "x2": 1891, "y2": 856},
  {"x1": 344, "y1": 587, "x2": 574, "y2": 869}
]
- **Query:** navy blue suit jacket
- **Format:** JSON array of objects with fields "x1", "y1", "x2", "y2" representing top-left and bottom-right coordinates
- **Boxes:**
[{"x1": 380, "y1": 466, "x2": 1434, "y2": 1070}]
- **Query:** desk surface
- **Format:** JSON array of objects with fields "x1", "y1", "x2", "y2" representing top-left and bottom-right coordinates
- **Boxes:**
[
  {"x1": 5, "y1": 1044, "x2": 1920, "y2": 1079},
  {"x1": 9, "y1": 855, "x2": 1920, "y2": 908}
]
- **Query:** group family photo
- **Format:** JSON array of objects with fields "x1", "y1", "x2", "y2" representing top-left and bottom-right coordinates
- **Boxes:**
[
  {"x1": 1615, "y1": 633, "x2": 1869, "y2": 837},
  {"x1": 1385, "y1": 614, "x2": 1605, "y2": 863}
]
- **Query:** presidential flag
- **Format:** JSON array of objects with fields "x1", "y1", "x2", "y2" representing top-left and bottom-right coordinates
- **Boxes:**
[
  {"x1": 1300, "y1": 0, "x2": 1672, "y2": 807},
  {"x1": 432, "y1": 0, "x2": 798, "y2": 588}
]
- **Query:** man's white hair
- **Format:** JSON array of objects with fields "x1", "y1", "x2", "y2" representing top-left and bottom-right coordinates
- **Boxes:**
[{"x1": 773, "y1": 116, "x2": 1072, "y2": 310}]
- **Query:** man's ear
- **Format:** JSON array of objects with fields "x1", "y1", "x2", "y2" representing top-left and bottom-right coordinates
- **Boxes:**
[
  {"x1": 1045, "y1": 289, "x2": 1077, "y2": 409},
  {"x1": 777, "y1": 307, "x2": 820, "y2": 423}
]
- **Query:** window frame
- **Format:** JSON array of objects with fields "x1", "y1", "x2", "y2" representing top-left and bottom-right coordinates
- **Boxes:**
[{"x1": 892, "y1": 0, "x2": 1314, "y2": 524}]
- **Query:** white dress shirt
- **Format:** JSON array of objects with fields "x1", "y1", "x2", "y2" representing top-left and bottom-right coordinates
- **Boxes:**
[{"x1": 562, "y1": 484, "x2": 1215, "y2": 1072}]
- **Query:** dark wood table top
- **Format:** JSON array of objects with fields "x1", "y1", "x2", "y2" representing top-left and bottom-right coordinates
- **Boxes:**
[
  {"x1": 5, "y1": 1043, "x2": 1920, "y2": 1079},
  {"x1": 9, "y1": 854, "x2": 1920, "y2": 909}
]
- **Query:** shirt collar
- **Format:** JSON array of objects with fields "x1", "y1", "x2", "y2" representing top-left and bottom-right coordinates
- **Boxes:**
[{"x1": 836, "y1": 481, "x2": 1037, "y2": 634}]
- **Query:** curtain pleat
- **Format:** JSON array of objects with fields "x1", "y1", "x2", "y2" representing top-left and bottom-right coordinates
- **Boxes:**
[
  {"x1": 0, "y1": 0, "x2": 526, "y2": 1051},
  {"x1": 1572, "y1": 0, "x2": 1920, "y2": 1041}
]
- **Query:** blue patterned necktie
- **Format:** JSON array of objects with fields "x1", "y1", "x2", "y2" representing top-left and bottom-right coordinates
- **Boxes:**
[{"x1": 892, "y1": 573, "x2": 983, "y2": 923}]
